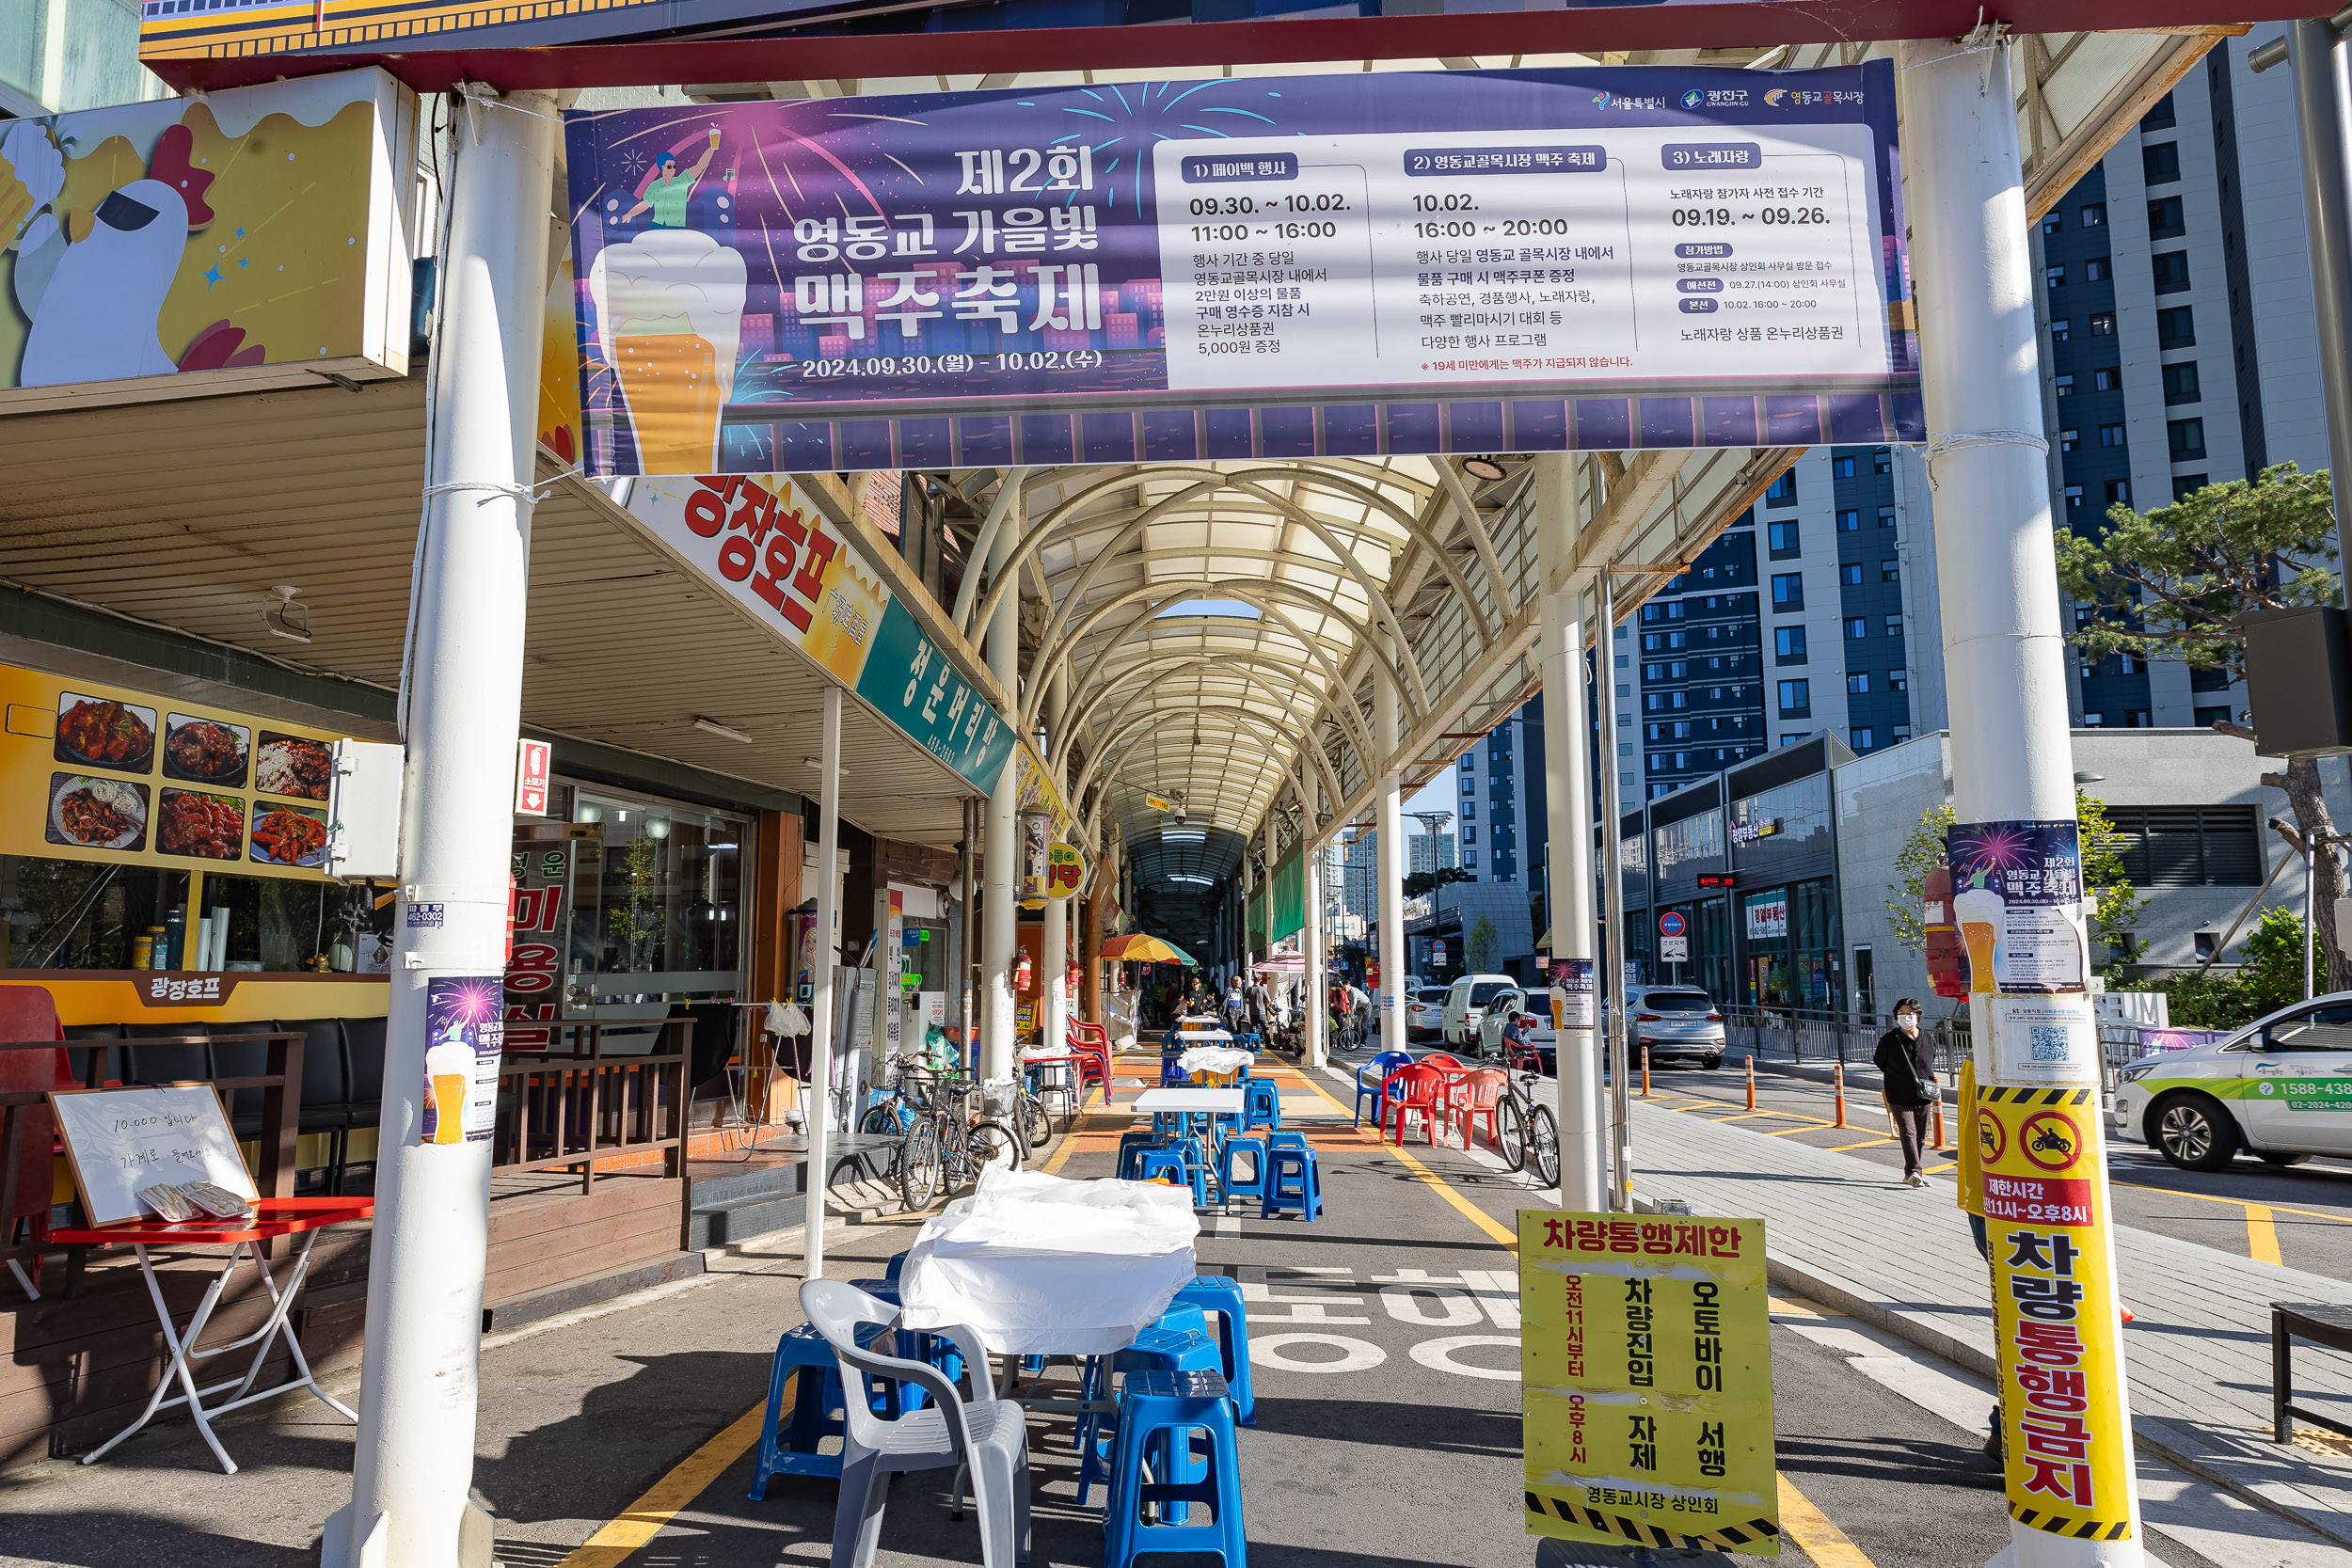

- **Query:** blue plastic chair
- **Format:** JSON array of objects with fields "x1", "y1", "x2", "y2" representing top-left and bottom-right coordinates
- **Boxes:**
[
  {"x1": 1104, "y1": 1370, "x2": 1247, "y2": 1568},
  {"x1": 1263, "y1": 1145, "x2": 1324, "y2": 1222},
  {"x1": 748, "y1": 1323, "x2": 851, "y2": 1496},
  {"x1": 1174, "y1": 1275, "x2": 1256, "y2": 1427},
  {"x1": 1136, "y1": 1145, "x2": 1208, "y2": 1208},
  {"x1": 1217, "y1": 1135, "x2": 1269, "y2": 1213},
  {"x1": 1117, "y1": 1131, "x2": 1159, "y2": 1180},
  {"x1": 1160, "y1": 1055, "x2": 1191, "y2": 1087},
  {"x1": 1243, "y1": 1078, "x2": 1280, "y2": 1132},
  {"x1": 1352, "y1": 1050, "x2": 1413, "y2": 1127},
  {"x1": 884, "y1": 1251, "x2": 907, "y2": 1283}
]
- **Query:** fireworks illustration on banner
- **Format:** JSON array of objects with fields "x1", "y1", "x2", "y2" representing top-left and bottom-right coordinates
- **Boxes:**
[
  {"x1": 431, "y1": 975, "x2": 504, "y2": 1032},
  {"x1": 1950, "y1": 822, "x2": 2038, "y2": 880}
]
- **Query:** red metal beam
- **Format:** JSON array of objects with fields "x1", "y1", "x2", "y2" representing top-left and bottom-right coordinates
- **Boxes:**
[{"x1": 144, "y1": 6, "x2": 2279, "y2": 96}]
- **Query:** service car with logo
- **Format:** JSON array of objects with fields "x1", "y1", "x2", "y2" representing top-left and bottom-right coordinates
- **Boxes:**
[{"x1": 2112, "y1": 993, "x2": 2352, "y2": 1170}]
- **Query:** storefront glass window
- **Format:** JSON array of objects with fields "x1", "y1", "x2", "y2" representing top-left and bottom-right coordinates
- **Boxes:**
[
  {"x1": 1653, "y1": 810, "x2": 1724, "y2": 878},
  {"x1": 1740, "y1": 876, "x2": 1839, "y2": 1014},
  {"x1": 202, "y1": 874, "x2": 389, "y2": 972},
  {"x1": 564, "y1": 785, "x2": 748, "y2": 1022},
  {"x1": 1729, "y1": 775, "x2": 1831, "y2": 864},
  {"x1": 0, "y1": 857, "x2": 188, "y2": 969}
]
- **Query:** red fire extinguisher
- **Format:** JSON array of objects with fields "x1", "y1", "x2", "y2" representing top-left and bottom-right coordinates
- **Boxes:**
[{"x1": 1013, "y1": 947, "x2": 1034, "y2": 991}]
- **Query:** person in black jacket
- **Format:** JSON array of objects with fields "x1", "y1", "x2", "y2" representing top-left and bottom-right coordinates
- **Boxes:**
[{"x1": 1872, "y1": 998, "x2": 1939, "y2": 1187}]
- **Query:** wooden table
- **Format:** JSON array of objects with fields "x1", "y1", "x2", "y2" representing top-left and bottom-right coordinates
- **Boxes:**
[{"x1": 53, "y1": 1196, "x2": 373, "y2": 1473}]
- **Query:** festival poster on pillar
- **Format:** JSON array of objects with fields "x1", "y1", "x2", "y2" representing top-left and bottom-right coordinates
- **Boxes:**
[
  {"x1": 1520, "y1": 1212, "x2": 1779, "y2": 1556},
  {"x1": 1947, "y1": 820, "x2": 2090, "y2": 996},
  {"x1": 420, "y1": 975, "x2": 504, "y2": 1145},
  {"x1": 561, "y1": 64, "x2": 1916, "y2": 478}
]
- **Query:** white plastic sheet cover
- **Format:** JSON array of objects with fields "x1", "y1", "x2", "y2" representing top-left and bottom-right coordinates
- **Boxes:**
[
  {"x1": 896, "y1": 1167, "x2": 1200, "y2": 1354},
  {"x1": 1176, "y1": 1046, "x2": 1252, "y2": 1078}
]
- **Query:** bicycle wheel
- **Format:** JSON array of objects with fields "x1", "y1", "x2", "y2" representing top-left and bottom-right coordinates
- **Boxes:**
[
  {"x1": 898, "y1": 1118, "x2": 943, "y2": 1212},
  {"x1": 966, "y1": 1119, "x2": 1022, "y2": 1181},
  {"x1": 1527, "y1": 1104, "x2": 1561, "y2": 1189},
  {"x1": 1495, "y1": 1095, "x2": 1529, "y2": 1173},
  {"x1": 859, "y1": 1102, "x2": 899, "y2": 1137},
  {"x1": 1020, "y1": 1093, "x2": 1052, "y2": 1150}
]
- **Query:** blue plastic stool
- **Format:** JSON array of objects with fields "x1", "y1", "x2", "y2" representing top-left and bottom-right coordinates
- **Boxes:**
[
  {"x1": 1104, "y1": 1370, "x2": 1247, "y2": 1567},
  {"x1": 747, "y1": 1323, "x2": 850, "y2": 1497},
  {"x1": 1243, "y1": 1077, "x2": 1281, "y2": 1132},
  {"x1": 1218, "y1": 1135, "x2": 1269, "y2": 1212},
  {"x1": 1117, "y1": 1131, "x2": 1159, "y2": 1180},
  {"x1": 884, "y1": 1251, "x2": 907, "y2": 1282},
  {"x1": 1174, "y1": 1274, "x2": 1257, "y2": 1427},
  {"x1": 1077, "y1": 1325, "x2": 1223, "y2": 1507},
  {"x1": 1265, "y1": 1130, "x2": 1311, "y2": 1156},
  {"x1": 1136, "y1": 1146, "x2": 1208, "y2": 1208},
  {"x1": 1263, "y1": 1145, "x2": 1324, "y2": 1222}
]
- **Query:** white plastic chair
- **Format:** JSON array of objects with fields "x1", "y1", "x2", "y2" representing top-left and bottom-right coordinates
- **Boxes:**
[{"x1": 799, "y1": 1278, "x2": 1031, "y2": 1568}]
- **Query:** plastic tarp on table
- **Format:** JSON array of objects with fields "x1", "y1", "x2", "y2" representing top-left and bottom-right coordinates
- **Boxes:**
[
  {"x1": 1176, "y1": 1046, "x2": 1252, "y2": 1078},
  {"x1": 897, "y1": 1167, "x2": 1200, "y2": 1354}
]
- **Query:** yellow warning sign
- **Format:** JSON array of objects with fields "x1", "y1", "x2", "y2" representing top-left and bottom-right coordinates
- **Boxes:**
[
  {"x1": 1519, "y1": 1212, "x2": 1780, "y2": 1556},
  {"x1": 1979, "y1": 1086, "x2": 2136, "y2": 1540}
]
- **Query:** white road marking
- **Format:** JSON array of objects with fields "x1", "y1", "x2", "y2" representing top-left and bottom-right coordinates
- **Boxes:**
[
  {"x1": 1409, "y1": 1334, "x2": 1520, "y2": 1380},
  {"x1": 1250, "y1": 1331, "x2": 1388, "y2": 1373}
]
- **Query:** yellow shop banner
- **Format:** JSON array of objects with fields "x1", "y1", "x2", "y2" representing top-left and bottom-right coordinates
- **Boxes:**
[
  {"x1": 1978, "y1": 1086, "x2": 2137, "y2": 1541},
  {"x1": 1520, "y1": 1212, "x2": 1780, "y2": 1556}
]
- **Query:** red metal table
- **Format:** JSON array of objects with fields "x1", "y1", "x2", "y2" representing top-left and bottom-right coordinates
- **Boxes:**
[{"x1": 53, "y1": 1196, "x2": 373, "y2": 1473}]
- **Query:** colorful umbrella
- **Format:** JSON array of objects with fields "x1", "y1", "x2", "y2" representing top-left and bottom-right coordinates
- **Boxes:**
[{"x1": 1101, "y1": 933, "x2": 1196, "y2": 965}]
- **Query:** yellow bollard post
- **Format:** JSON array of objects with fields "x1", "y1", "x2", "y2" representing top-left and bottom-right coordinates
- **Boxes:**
[{"x1": 1641, "y1": 1043, "x2": 1652, "y2": 1099}]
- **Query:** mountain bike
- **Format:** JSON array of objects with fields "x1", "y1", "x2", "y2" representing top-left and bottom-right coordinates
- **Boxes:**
[{"x1": 1497, "y1": 1040, "x2": 1561, "y2": 1188}]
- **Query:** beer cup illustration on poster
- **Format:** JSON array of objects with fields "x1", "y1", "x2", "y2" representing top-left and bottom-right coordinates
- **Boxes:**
[
  {"x1": 419, "y1": 975, "x2": 506, "y2": 1146},
  {"x1": 1946, "y1": 820, "x2": 2089, "y2": 995}
]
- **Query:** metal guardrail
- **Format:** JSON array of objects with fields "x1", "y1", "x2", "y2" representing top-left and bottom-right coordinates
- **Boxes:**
[{"x1": 1721, "y1": 1005, "x2": 2152, "y2": 1089}]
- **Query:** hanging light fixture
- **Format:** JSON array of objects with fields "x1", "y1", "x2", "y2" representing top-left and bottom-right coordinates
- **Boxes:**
[{"x1": 1462, "y1": 455, "x2": 1508, "y2": 482}]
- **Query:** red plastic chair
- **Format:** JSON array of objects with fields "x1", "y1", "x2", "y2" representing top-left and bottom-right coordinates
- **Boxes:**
[
  {"x1": 1419, "y1": 1052, "x2": 1466, "y2": 1070},
  {"x1": 1447, "y1": 1069, "x2": 1509, "y2": 1151},
  {"x1": 1381, "y1": 1061, "x2": 1456, "y2": 1147},
  {"x1": 1062, "y1": 1023, "x2": 1111, "y2": 1102}
]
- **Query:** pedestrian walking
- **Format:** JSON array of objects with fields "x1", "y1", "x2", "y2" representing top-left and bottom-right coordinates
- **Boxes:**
[{"x1": 1872, "y1": 997, "x2": 1937, "y2": 1186}]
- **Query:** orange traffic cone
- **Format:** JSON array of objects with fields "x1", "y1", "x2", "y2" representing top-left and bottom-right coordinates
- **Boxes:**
[
  {"x1": 1834, "y1": 1062, "x2": 1848, "y2": 1128},
  {"x1": 1933, "y1": 1100, "x2": 1947, "y2": 1151},
  {"x1": 1641, "y1": 1043, "x2": 1653, "y2": 1099},
  {"x1": 1744, "y1": 1053, "x2": 1757, "y2": 1112}
]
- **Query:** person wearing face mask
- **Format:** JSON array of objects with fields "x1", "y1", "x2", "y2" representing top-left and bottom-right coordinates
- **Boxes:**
[{"x1": 1872, "y1": 998, "x2": 1939, "y2": 1187}]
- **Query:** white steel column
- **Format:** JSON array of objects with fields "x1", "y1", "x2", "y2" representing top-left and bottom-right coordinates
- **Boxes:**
[
  {"x1": 1304, "y1": 833, "x2": 1327, "y2": 1068},
  {"x1": 1042, "y1": 664, "x2": 1070, "y2": 1052},
  {"x1": 1375, "y1": 644, "x2": 1406, "y2": 1050},
  {"x1": 1900, "y1": 35, "x2": 2140, "y2": 1568},
  {"x1": 805, "y1": 686, "x2": 842, "y2": 1277},
  {"x1": 329, "y1": 87, "x2": 556, "y2": 1568},
  {"x1": 1595, "y1": 570, "x2": 1631, "y2": 1211},
  {"x1": 1535, "y1": 454, "x2": 1604, "y2": 1210},
  {"x1": 981, "y1": 484, "x2": 1024, "y2": 1084}
]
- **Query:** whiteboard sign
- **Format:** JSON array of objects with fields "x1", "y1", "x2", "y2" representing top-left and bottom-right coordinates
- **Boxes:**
[{"x1": 47, "y1": 1085, "x2": 257, "y2": 1227}]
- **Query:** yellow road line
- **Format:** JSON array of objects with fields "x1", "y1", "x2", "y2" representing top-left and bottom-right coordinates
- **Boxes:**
[
  {"x1": 2249, "y1": 1203, "x2": 2285, "y2": 1265},
  {"x1": 2113, "y1": 1179, "x2": 2352, "y2": 1231},
  {"x1": 1777, "y1": 1473, "x2": 1879, "y2": 1568},
  {"x1": 1298, "y1": 1066, "x2": 1518, "y2": 1253},
  {"x1": 556, "y1": 1393, "x2": 772, "y2": 1568},
  {"x1": 1827, "y1": 1137, "x2": 1894, "y2": 1151}
]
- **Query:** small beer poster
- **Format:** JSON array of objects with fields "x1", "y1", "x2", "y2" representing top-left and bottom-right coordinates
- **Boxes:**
[{"x1": 421, "y1": 975, "x2": 505, "y2": 1146}]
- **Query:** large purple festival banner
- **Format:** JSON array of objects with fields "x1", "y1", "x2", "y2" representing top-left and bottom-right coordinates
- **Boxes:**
[{"x1": 562, "y1": 64, "x2": 1915, "y2": 478}]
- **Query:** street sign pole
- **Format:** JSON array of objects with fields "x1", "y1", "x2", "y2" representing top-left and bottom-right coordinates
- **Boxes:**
[{"x1": 1899, "y1": 33, "x2": 2141, "y2": 1568}]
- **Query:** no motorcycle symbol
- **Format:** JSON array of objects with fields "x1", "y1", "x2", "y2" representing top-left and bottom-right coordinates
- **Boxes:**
[{"x1": 2020, "y1": 1110, "x2": 2083, "y2": 1173}]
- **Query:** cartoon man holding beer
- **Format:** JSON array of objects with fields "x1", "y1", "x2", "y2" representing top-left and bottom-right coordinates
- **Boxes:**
[{"x1": 623, "y1": 128, "x2": 722, "y2": 230}]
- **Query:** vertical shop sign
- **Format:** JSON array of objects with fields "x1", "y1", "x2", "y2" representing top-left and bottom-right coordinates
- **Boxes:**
[
  {"x1": 503, "y1": 833, "x2": 572, "y2": 1053},
  {"x1": 420, "y1": 975, "x2": 504, "y2": 1144},
  {"x1": 515, "y1": 739, "x2": 552, "y2": 816},
  {"x1": 1947, "y1": 820, "x2": 2089, "y2": 995},
  {"x1": 1521, "y1": 1212, "x2": 1778, "y2": 1554},
  {"x1": 1976, "y1": 1089, "x2": 2136, "y2": 1539}
]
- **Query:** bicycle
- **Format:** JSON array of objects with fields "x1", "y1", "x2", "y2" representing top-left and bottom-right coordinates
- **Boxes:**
[{"x1": 1496, "y1": 1040, "x2": 1561, "y2": 1188}]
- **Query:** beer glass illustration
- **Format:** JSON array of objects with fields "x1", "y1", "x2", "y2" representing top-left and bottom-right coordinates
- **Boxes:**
[
  {"x1": 590, "y1": 230, "x2": 747, "y2": 475},
  {"x1": 423, "y1": 1031, "x2": 474, "y2": 1145},
  {"x1": 1952, "y1": 875, "x2": 2004, "y2": 995}
]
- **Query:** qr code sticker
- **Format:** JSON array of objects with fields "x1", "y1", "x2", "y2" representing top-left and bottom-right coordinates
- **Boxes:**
[{"x1": 2029, "y1": 1025, "x2": 2072, "y2": 1062}]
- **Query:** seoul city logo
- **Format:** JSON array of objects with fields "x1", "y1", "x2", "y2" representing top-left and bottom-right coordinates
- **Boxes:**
[
  {"x1": 1682, "y1": 89, "x2": 1706, "y2": 108},
  {"x1": 2260, "y1": 1082, "x2": 2278, "y2": 1095},
  {"x1": 1592, "y1": 91, "x2": 1612, "y2": 108}
]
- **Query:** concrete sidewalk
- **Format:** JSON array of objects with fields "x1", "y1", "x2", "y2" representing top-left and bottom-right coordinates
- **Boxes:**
[{"x1": 1631, "y1": 1100, "x2": 2352, "y2": 1548}]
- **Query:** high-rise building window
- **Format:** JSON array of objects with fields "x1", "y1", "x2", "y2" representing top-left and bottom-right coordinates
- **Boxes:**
[
  {"x1": 2041, "y1": 213, "x2": 2063, "y2": 237},
  {"x1": 1837, "y1": 509, "x2": 1861, "y2": 531},
  {"x1": 1889, "y1": 670, "x2": 1908, "y2": 693},
  {"x1": 1834, "y1": 454, "x2": 1857, "y2": 478},
  {"x1": 1840, "y1": 562, "x2": 1864, "y2": 586},
  {"x1": 2046, "y1": 264, "x2": 2068, "y2": 289},
  {"x1": 1885, "y1": 614, "x2": 1906, "y2": 638},
  {"x1": 2055, "y1": 372, "x2": 2075, "y2": 397},
  {"x1": 1768, "y1": 520, "x2": 1802, "y2": 557},
  {"x1": 2162, "y1": 361, "x2": 2201, "y2": 404},
  {"x1": 2081, "y1": 202, "x2": 2106, "y2": 227},
  {"x1": 2157, "y1": 306, "x2": 2195, "y2": 348},
  {"x1": 1893, "y1": 724, "x2": 1914, "y2": 742},
  {"x1": 2148, "y1": 195, "x2": 2185, "y2": 238},
  {"x1": 2089, "y1": 311, "x2": 2116, "y2": 336},
  {"x1": 1772, "y1": 574, "x2": 1804, "y2": 610},
  {"x1": 2085, "y1": 257, "x2": 2112, "y2": 282},
  {"x1": 1848, "y1": 672, "x2": 1871, "y2": 694},
  {"x1": 2140, "y1": 93, "x2": 2176, "y2": 132},
  {"x1": 1777, "y1": 680, "x2": 1811, "y2": 718},
  {"x1": 1775, "y1": 626, "x2": 1807, "y2": 662},
  {"x1": 1874, "y1": 449, "x2": 1893, "y2": 474},
  {"x1": 2105, "y1": 478, "x2": 2133, "y2": 507},
  {"x1": 2065, "y1": 485, "x2": 2085, "y2": 509},
  {"x1": 2099, "y1": 422, "x2": 2127, "y2": 447},
  {"x1": 2094, "y1": 367, "x2": 2122, "y2": 392},
  {"x1": 2058, "y1": 428, "x2": 2079, "y2": 451},
  {"x1": 2083, "y1": 713, "x2": 2106, "y2": 727},
  {"x1": 2125, "y1": 709, "x2": 2152, "y2": 728},
  {"x1": 1852, "y1": 728, "x2": 1876, "y2": 751},
  {"x1": 1877, "y1": 505, "x2": 1897, "y2": 528},
  {"x1": 1845, "y1": 617, "x2": 1868, "y2": 640},
  {"x1": 2152, "y1": 250, "x2": 2192, "y2": 293},
  {"x1": 2169, "y1": 418, "x2": 2207, "y2": 459},
  {"x1": 1765, "y1": 470, "x2": 1798, "y2": 507},
  {"x1": 2050, "y1": 318, "x2": 2072, "y2": 343},
  {"x1": 2143, "y1": 141, "x2": 2182, "y2": 185},
  {"x1": 1881, "y1": 559, "x2": 1900, "y2": 583},
  {"x1": 2172, "y1": 474, "x2": 2209, "y2": 502}
]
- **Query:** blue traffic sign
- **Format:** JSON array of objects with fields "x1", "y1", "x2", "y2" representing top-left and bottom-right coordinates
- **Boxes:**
[{"x1": 1659, "y1": 911, "x2": 1688, "y2": 938}]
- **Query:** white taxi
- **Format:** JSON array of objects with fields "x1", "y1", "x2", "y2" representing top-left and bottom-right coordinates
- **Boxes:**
[{"x1": 2113, "y1": 992, "x2": 2352, "y2": 1170}]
